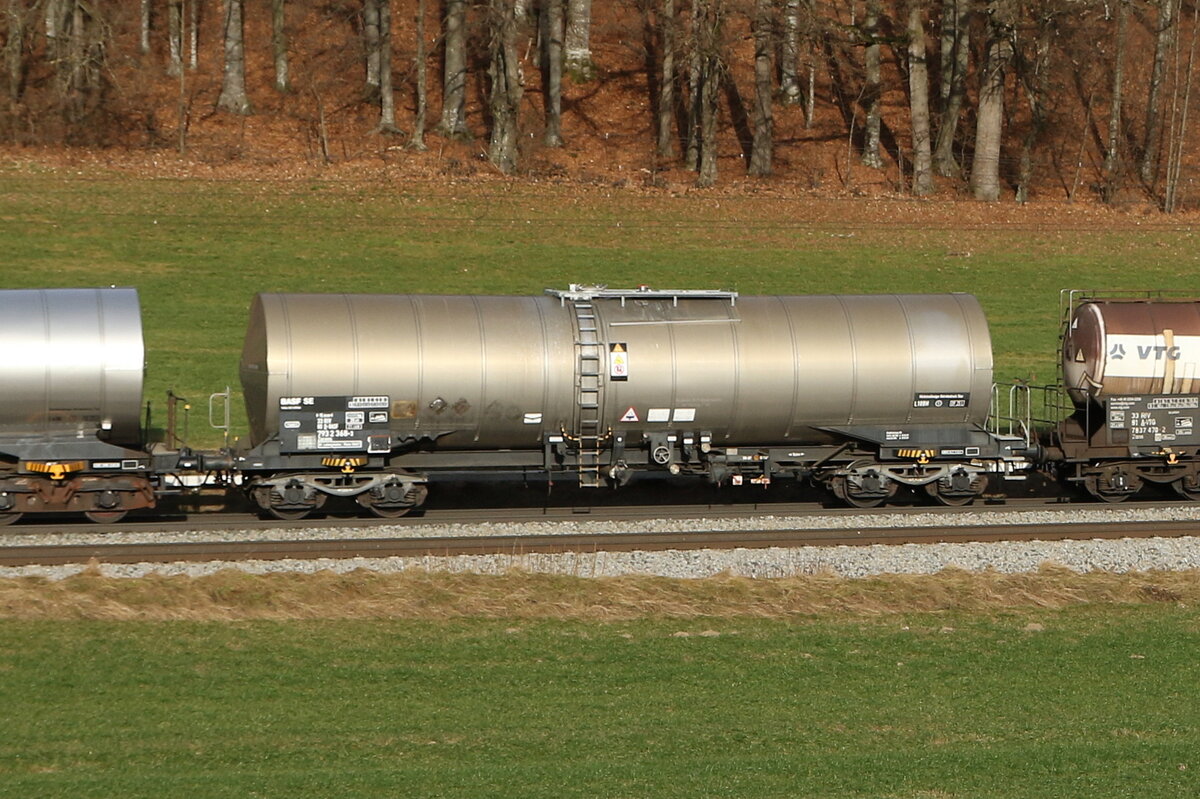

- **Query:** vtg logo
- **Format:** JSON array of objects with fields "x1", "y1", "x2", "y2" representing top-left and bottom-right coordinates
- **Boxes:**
[{"x1": 1108, "y1": 343, "x2": 1182, "y2": 361}]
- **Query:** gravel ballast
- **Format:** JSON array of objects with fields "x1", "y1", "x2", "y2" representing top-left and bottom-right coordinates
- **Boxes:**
[{"x1": 3, "y1": 505, "x2": 1200, "y2": 581}]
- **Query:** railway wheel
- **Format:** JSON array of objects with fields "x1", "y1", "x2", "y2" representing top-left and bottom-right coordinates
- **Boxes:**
[
  {"x1": 1174, "y1": 475, "x2": 1200, "y2": 501},
  {"x1": 831, "y1": 472, "x2": 897, "y2": 509},
  {"x1": 84, "y1": 510, "x2": 128, "y2": 524},
  {"x1": 0, "y1": 512, "x2": 22, "y2": 526},
  {"x1": 357, "y1": 497, "x2": 412, "y2": 519},
  {"x1": 266, "y1": 505, "x2": 315, "y2": 521},
  {"x1": 254, "y1": 482, "x2": 327, "y2": 521},
  {"x1": 924, "y1": 470, "x2": 986, "y2": 507},
  {"x1": 1085, "y1": 468, "x2": 1143, "y2": 503}
]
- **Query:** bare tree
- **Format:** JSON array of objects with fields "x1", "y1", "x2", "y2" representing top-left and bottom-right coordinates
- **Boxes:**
[
  {"x1": 375, "y1": 0, "x2": 399, "y2": 132},
  {"x1": 5, "y1": 0, "x2": 28, "y2": 103},
  {"x1": 364, "y1": 0, "x2": 380, "y2": 92},
  {"x1": 970, "y1": 0, "x2": 1014, "y2": 201},
  {"x1": 438, "y1": 0, "x2": 469, "y2": 137},
  {"x1": 748, "y1": 0, "x2": 772, "y2": 176},
  {"x1": 189, "y1": 0, "x2": 200, "y2": 70},
  {"x1": 488, "y1": 0, "x2": 523, "y2": 172},
  {"x1": 565, "y1": 0, "x2": 593, "y2": 80},
  {"x1": 1015, "y1": 4, "x2": 1054, "y2": 204},
  {"x1": 694, "y1": 0, "x2": 723, "y2": 187},
  {"x1": 217, "y1": 0, "x2": 252, "y2": 115},
  {"x1": 656, "y1": 0, "x2": 676, "y2": 158},
  {"x1": 409, "y1": 0, "x2": 429, "y2": 150},
  {"x1": 541, "y1": 0, "x2": 564, "y2": 146},
  {"x1": 168, "y1": 0, "x2": 183, "y2": 77},
  {"x1": 1102, "y1": 0, "x2": 1128, "y2": 203},
  {"x1": 907, "y1": 0, "x2": 932, "y2": 195},
  {"x1": 861, "y1": 0, "x2": 883, "y2": 168},
  {"x1": 1164, "y1": 0, "x2": 1198, "y2": 212},
  {"x1": 272, "y1": 0, "x2": 289, "y2": 93},
  {"x1": 140, "y1": 0, "x2": 151, "y2": 54},
  {"x1": 1141, "y1": 0, "x2": 1176, "y2": 187},
  {"x1": 934, "y1": 0, "x2": 970, "y2": 177},
  {"x1": 780, "y1": 0, "x2": 801, "y2": 105}
]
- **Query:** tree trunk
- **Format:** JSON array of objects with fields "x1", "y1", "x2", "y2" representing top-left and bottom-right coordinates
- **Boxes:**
[
  {"x1": 907, "y1": 0, "x2": 932, "y2": 195},
  {"x1": 780, "y1": 0, "x2": 801, "y2": 105},
  {"x1": 748, "y1": 0, "x2": 772, "y2": 176},
  {"x1": 695, "y1": 0, "x2": 721, "y2": 187},
  {"x1": 1141, "y1": 0, "x2": 1175, "y2": 187},
  {"x1": 488, "y1": 0, "x2": 522, "y2": 173},
  {"x1": 861, "y1": 0, "x2": 882, "y2": 168},
  {"x1": 565, "y1": 0, "x2": 593, "y2": 80},
  {"x1": 970, "y1": 0, "x2": 1013, "y2": 201},
  {"x1": 656, "y1": 0, "x2": 675, "y2": 158},
  {"x1": 409, "y1": 0, "x2": 429, "y2": 149},
  {"x1": 1165, "y1": 2, "x2": 1198, "y2": 212},
  {"x1": 5, "y1": 0, "x2": 25, "y2": 102},
  {"x1": 685, "y1": 0, "x2": 701, "y2": 171},
  {"x1": 168, "y1": 0, "x2": 183, "y2": 77},
  {"x1": 188, "y1": 0, "x2": 200, "y2": 70},
  {"x1": 934, "y1": 0, "x2": 970, "y2": 177},
  {"x1": 541, "y1": 0, "x2": 564, "y2": 146},
  {"x1": 272, "y1": 0, "x2": 289, "y2": 93},
  {"x1": 376, "y1": 0, "x2": 399, "y2": 132},
  {"x1": 364, "y1": 0, "x2": 380, "y2": 92},
  {"x1": 1015, "y1": 10, "x2": 1052, "y2": 204},
  {"x1": 217, "y1": 0, "x2": 252, "y2": 115},
  {"x1": 439, "y1": 0, "x2": 469, "y2": 137},
  {"x1": 1103, "y1": 0, "x2": 1128, "y2": 204},
  {"x1": 140, "y1": 0, "x2": 151, "y2": 54}
]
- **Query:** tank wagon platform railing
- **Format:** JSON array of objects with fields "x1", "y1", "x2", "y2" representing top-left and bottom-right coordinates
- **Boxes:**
[{"x1": 989, "y1": 382, "x2": 1068, "y2": 451}]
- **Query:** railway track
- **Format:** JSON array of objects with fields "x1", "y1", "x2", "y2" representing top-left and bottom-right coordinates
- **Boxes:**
[
  {"x1": 0, "y1": 491, "x2": 1146, "y2": 536},
  {"x1": 2, "y1": 508, "x2": 1199, "y2": 567}
]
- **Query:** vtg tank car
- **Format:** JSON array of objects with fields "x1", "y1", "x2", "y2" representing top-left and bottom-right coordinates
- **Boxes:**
[{"x1": 4, "y1": 284, "x2": 1200, "y2": 525}]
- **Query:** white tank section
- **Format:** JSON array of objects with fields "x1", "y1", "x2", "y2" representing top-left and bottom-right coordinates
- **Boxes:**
[
  {"x1": 239, "y1": 290, "x2": 993, "y2": 449},
  {"x1": 0, "y1": 288, "x2": 145, "y2": 445}
]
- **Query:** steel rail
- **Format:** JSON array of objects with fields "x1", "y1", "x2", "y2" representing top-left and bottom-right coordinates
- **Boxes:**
[
  {"x1": 3, "y1": 519, "x2": 1199, "y2": 567},
  {"x1": 3, "y1": 494, "x2": 1190, "y2": 536}
]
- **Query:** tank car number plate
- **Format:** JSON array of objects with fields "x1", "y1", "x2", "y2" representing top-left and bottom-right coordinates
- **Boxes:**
[
  {"x1": 1107, "y1": 394, "x2": 1200, "y2": 445},
  {"x1": 278, "y1": 396, "x2": 391, "y2": 454},
  {"x1": 913, "y1": 392, "x2": 969, "y2": 409}
]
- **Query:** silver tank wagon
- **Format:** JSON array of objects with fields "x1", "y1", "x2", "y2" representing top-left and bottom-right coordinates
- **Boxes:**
[
  {"x1": 239, "y1": 289, "x2": 992, "y2": 449},
  {"x1": 0, "y1": 287, "x2": 144, "y2": 445}
]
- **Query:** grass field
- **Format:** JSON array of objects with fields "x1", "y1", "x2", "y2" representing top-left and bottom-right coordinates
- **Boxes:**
[
  {"x1": 3, "y1": 603, "x2": 1199, "y2": 798},
  {"x1": 3, "y1": 170, "x2": 1200, "y2": 443}
]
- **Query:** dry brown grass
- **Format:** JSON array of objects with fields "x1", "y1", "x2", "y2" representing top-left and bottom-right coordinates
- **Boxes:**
[{"x1": 2, "y1": 565, "x2": 1199, "y2": 621}]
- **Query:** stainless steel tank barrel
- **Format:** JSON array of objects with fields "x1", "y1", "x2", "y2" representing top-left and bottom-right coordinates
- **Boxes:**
[
  {"x1": 1063, "y1": 299, "x2": 1200, "y2": 403},
  {"x1": 240, "y1": 290, "x2": 993, "y2": 448},
  {"x1": 0, "y1": 288, "x2": 145, "y2": 444}
]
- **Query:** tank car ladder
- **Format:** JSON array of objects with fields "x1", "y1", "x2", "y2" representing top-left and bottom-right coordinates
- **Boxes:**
[{"x1": 572, "y1": 299, "x2": 605, "y2": 487}]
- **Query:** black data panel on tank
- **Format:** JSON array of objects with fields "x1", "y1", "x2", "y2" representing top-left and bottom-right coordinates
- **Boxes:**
[
  {"x1": 1106, "y1": 394, "x2": 1200, "y2": 446},
  {"x1": 277, "y1": 395, "x2": 392, "y2": 454}
]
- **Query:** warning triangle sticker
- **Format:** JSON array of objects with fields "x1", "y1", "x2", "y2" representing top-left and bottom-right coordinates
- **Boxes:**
[
  {"x1": 612, "y1": 343, "x2": 626, "y2": 353},
  {"x1": 620, "y1": 406, "x2": 639, "y2": 423}
]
